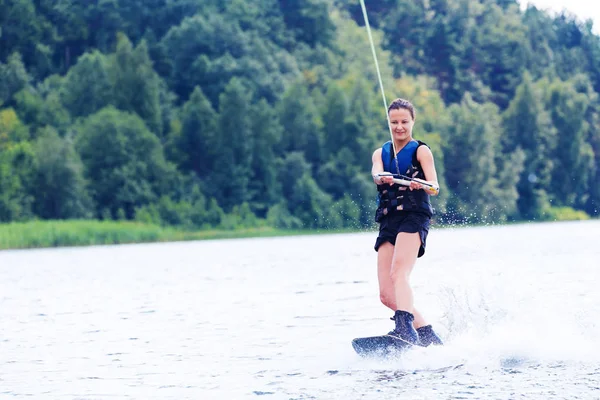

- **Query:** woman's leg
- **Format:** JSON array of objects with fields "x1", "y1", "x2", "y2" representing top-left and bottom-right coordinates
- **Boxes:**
[
  {"x1": 377, "y1": 242, "x2": 397, "y2": 311},
  {"x1": 390, "y1": 231, "x2": 421, "y2": 313},
  {"x1": 391, "y1": 231, "x2": 443, "y2": 345},
  {"x1": 377, "y1": 242, "x2": 396, "y2": 311},
  {"x1": 381, "y1": 232, "x2": 422, "y2": 344},
  {"x1": 412, "y1": 308, "x2": 428, "y2": 329},
  {"x1": 378, "y1": 238, "x2": 428, "y2": 327}
]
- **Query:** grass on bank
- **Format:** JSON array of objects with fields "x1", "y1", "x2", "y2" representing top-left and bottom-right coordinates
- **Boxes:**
[
  {"x1": 0, "y1": 219, "x2": 365, "y2": 250},
  {"x1": 0, "y1": 205, "x2": 593, "y2": 251}
]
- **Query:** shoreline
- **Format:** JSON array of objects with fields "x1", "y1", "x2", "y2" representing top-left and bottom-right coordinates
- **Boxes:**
[
  {"x1": 0, "y1": 217, "x2": 596, "y2": 251},
  {"x1": 0, "y1": 220, "x2": 368, "y2": 251}
]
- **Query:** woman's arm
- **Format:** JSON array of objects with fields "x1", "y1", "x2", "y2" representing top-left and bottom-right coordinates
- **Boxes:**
[
  {"x1": 415, "y1": 145, "x2": 439, "y2": 196},
  {"x1": 371, "y1": 148, "x2": 384, "y2": 184},
  {"x1": 371, "y1": 148, "x2": 395, "y2": 185}
]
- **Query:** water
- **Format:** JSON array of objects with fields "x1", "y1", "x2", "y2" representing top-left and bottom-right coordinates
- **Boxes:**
[{"x1": 1, "y1": 220, "x2": 600, "y2": 399}]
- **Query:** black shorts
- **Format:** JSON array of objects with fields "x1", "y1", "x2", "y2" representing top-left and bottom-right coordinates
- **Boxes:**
[{"x1": 374, "y1": 212, "x2": 430, "y2": 257}]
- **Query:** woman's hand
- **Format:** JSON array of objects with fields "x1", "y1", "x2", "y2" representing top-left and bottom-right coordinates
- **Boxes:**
[
  {"x1": 377, "y1": 174, "x2": 395, "y2": 185},
  {"x1": 408, "y1": 180, "x2": 422, "y2": 191}
]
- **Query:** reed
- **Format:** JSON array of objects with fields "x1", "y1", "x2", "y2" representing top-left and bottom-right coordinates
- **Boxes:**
[{"x1": 0, "y1": 220, "x2": 320, "y2": 250}]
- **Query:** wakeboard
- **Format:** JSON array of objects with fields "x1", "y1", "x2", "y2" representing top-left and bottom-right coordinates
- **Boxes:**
[{"x1": 352, "y1": 334, "x2": 413, "y2": 356}]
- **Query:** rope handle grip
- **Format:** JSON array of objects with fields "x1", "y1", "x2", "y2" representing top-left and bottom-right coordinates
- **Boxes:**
[{"x1": 377, "y1": 173, "x2": 439, "y2": 196}]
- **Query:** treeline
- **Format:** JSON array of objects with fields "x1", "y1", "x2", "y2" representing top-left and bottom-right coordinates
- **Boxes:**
[{"x1": 0, "y1": 0, "x2": 598, "y2": 233}]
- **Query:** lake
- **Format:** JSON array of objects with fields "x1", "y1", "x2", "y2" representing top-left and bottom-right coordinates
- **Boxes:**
[{"x1": 1, "y1": 220, "x2": 600, "y2": 399}]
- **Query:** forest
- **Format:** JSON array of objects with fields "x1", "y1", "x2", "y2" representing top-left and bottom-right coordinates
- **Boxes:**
[{"x1": 1, "y1": 0, "x2": 598, "y2": 234}]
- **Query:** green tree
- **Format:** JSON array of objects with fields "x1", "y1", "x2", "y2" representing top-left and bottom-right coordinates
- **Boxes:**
[
  {"x1": 424, "y1": 7, "x2": 461, "y2": 103},
  {"x1": 288, "y1": 172, "x2": 333, "y2": 228},
  {"x1": 160, "y1": 13, "x2": 231, "y2": 101},
  {"x1": 328, "y1": 11, "x2": 395, "y2": 91},
  {"x1": 330, "y1": 194, "x2": 362, "y2": 229},
  {"x1": 278, "y1": 0, "x2": 335, "y2": 48},
  {"x1": 321, "y1": 82, "x2": 349, "y2": 159},
  {"x1": 0, "y1": 52, "x2": 31, "y2": 106},
  {"x1": 76, "y1": 107, "x2": 175, "y2": 219},
  {"x1": 208, "y1": 78, "x2": 254, "y2": 211},
  {"x1": 345, "y1": 77, "x2": 381, "y2": 168},
  {"x1": 585, "y1": 111, "x2": 600, "y2": 215},
  {"x1": 545, "y1": 77, "x2": 592, "y2": 208},
  {"x1": 522, "y1": 6, "x2": 556, "y2": 79},
  {"x1": 569, "y1": 75, "x2": 599, "y2": 214},
  {"x1": 0, "y1": 142, "x2": 34, "y2": 221},
  {"x1": 31, "y1": 127, "x2": 91, "y2": 219},
  {"x1": 580, "y1": 22, "x2": 600, "y2": 93},
  {"x1": 14, "y1": 76, "x2": 72, "y2": 134},
  {"x1": 161, "y1": 10, "x2": 296, "y2": 105},
  {"x1": 502, "y1": 72, "x2": 555, "y2": 219},
  {"x1": 0, "y1": 0, "x2": 47, "y2": 75},
  {"x1": 443, "y1": 94, "x2": 516, "y2": 222},
  {"x1": 34, "y1": 0, "x2": 90, "y2": 73},
  {"x1": 380, "y1": 0, "x2": 428, "y2": 76},
  {"x1": 171, "y1": 86, "x2": 217, "y2": 178},
  {"x1": 110, "y1": 34, "x2": 163, "y2": 135},
  {"x1": 470, "y1": 2, "x2": 528, "y2": 108},
  {"x1": 0, "y1": 108, "x2": 35, "y2": 221},
  {"x1": 278, "y1": 81, "x2": 323, "y2": 168},
  {"x1": 60, "y1": 50, "x2": 112, "y2": 118},
  {"x1": 551, "y1": 13, "x2": 588, "y2": 82},
  {"x1": 0, "y1": 108, "x2": 29, "y2": 146},
  {"x1": 248, "y1": 98, "x2": 283, "y2": 217},
  {"x1": 277, "y1": 151, "x2": 311, "y2": 201},
  {"x1": 317, "y1": 147, "x2": 356, "y2": 201}
]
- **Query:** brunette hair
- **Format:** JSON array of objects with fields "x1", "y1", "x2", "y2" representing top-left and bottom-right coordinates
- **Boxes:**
[{"x1": 387, "y1": 98, "x2": 415, "y2": 120}]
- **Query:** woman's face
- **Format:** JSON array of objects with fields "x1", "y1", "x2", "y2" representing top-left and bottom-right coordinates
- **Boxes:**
[{"x1": 388, "y1": 108, "x2": 414, "y2": 142}]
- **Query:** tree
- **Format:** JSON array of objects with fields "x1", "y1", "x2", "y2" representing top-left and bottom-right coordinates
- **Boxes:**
[
  {"x1": 76, "y1": 107, "x2": 176, "y2": 219},
  {"x1": 380, "y1": 0, "x2": 428, "y2": 76},
  {"x1": 580, "y1": 22, "x2": 600, "y2": 94},
  {"x1": 171, "y1": 86, "x2": 217, "y2": 178},
  {"x1": 321, "y1": 83, "x2": 349, "y2": 159},
  {"x1": 277, "y1": 151, "x2": 311, "y2": 201},
  {"x1": 0, "y1": 52, "x2": 31, "y2": 107},
  {"x1": 569, "y1": 75, "x2": 600, "y2": 215},
  {"x1": 0, "y1": 142, "x2": 34, "y2": 221},
  {"x1": 545, "y1": 77, "x2": 592, "y2": 208},
  {"x1": 161, "y1": 11, "x2": 296, "y2": 106},
  {"x1": 208, "y1": 78, "x2": 254, "y2": 211},
  {"x1": 14, "y1": 75, "x2": 72, "y2": 134},
  {"x1": 248, "y1": 98, "x2": 283, "y2": 217},
  {"x1": 424, "y1": 9, "x2": 461, "y2": 103},
  {"x1": 60, "y1": 50, "x2": 112, "y2": 118},
  {"x1": 288, "y1": 172, "x2": 333, "y2": 228},
  {"x1": 31, "y1": 127, "x2": 91, "y2": 219},
  {"x1": 443, "y1": 94, "x2": 516, "y2": 222},
  {"x1": 522, "y1": 6, "x2": 556, "y2": 79},
  {"x1": 110, "y1": 34, "x2": 163, "y2": 135},
  {"x1": 278, "y1": 81, "x2": 323, "y2": 168},
  {"x1": 0, "y1": 108, "x2": 29, "y2": 146},
  {"x1": 0, "y1": 0, "x2": 45, "y2": 74},
  {"x1": 0, "y1": 108, "x2": 33, "y2": 221},
  {"x1": 278, "y1": 0, "x2": 335, "y2": 48},
  {"x1": 551, "y1": 13, "x2": 588, "y2": 82},
  {"x1": 502, "y1": 72, "x2": 555, "y2": 219},
  {"x1": 468, "y1": 2, "x2": 528, "y2": 108}
]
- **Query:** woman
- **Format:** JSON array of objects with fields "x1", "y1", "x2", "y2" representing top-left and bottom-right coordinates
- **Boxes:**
[{"x1": 371, "y1": 98, "x2": 443, "y2": 347}]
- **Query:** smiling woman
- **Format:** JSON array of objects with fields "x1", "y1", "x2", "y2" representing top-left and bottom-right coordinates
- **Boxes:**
[
  {"x1": 356, "y1": 0, "x2": 444, "y2": 353},
  {"x1": 368, "y1": 99, "x2": 442, "y2": 348}
]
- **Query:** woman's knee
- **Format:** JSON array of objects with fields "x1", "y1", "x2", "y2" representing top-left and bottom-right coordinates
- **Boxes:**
[
  {"x1": 379, "y1": 292, "x2": 395, "y2": 309},
  {"x1": 389, "y1": 264, "x2": 410, "y2": 284}
]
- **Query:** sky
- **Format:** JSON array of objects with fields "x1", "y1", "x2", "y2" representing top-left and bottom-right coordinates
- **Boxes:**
[{"x1": 519, "y1": 0, "x2": 600, "y2": 32}]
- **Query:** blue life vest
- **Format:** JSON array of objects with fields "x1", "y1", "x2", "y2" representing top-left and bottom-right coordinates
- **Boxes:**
[
  {"x1": 376, "y1": 140, "x2": 434, "y2": 221},
  {"x1": 382, "y1": 140, "x2": 419, "y2": 176}
]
